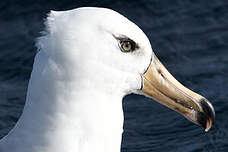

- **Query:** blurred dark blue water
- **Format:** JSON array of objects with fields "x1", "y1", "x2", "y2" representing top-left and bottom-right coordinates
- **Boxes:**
[{"x1": 0, "y1": 0, "x2": 228, "y2": 151}]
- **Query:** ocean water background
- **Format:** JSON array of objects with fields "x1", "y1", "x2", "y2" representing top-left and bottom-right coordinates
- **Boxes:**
[{"x1": 0, "y1": 0, "x2": 227, "y2": 151}]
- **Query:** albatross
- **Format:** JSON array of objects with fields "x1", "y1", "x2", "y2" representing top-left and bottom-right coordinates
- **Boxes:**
[{"x1": 0, "y1": 7, "x2": 215, "y2": 152}]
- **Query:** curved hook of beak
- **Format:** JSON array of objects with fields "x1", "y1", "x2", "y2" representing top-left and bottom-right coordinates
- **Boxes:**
[{"x1": 141, "y1": 55, "x2": 215, "y2": 131}]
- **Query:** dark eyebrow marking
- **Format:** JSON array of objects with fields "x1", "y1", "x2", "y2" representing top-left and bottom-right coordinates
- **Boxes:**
[{"x1": 112, "y1": 34, "x2": 140, "y2": 49}]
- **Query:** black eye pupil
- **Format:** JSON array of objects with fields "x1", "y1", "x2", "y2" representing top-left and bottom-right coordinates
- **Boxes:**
[{"x1": 124, "y1": 42, "x2": 130, "y2": 48}]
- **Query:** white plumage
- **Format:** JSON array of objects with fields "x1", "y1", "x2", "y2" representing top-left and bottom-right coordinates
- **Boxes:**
[{"x1": 0, "y1": 7, "x2": 152, "y2": 152}]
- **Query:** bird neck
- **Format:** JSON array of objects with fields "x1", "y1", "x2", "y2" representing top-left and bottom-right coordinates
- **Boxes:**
[{"x1": 0, "y1": 85, "x2": 124, "y2": 152}]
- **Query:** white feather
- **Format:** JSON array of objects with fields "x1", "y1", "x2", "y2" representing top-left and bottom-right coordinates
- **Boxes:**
[{"x1": 0, "y1": 7, "x2": 153, "y2": 152}]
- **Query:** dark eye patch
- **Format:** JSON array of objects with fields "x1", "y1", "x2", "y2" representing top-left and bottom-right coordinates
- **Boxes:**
[{"x1": 113, "y1": 35, "x2": 139, "y2": 52}]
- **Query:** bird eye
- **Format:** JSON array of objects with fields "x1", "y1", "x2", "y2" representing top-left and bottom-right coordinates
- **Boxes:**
[
  {"x1": 119, "y1": 39, "x2": 138, "y2": 52},
  {"x1": 120, "y1": 41, "x2": 132, "y2": 52},
  {"x1": 113, "y1": 35, "x2": 139, "y2": 53}
]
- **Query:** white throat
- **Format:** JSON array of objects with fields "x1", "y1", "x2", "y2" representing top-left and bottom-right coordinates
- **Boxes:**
[
  {"x1": 0, "y1": 7, "x2": 152, "y2": 152},
  {"x1": 0, "y1": 52, "x2": 126, "y2": 152}
]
